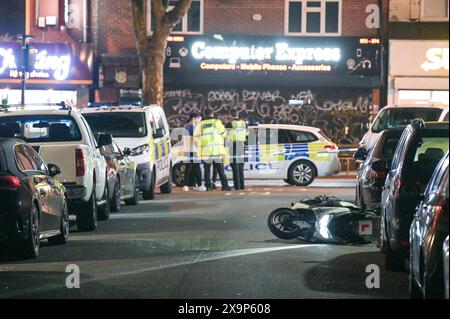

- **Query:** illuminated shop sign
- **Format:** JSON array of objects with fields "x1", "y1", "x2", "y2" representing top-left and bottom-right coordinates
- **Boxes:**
[
  {"x1": 165, "y1": 36, "x2": 380, "y2": 77},
  {"x1": 191, "y1": 42, "x2": 341, "y2": 65},
  {"x1": 0, "y1": 47, "x2": 71, "y2": 80},
  {"x1": 0, "y1": 42, "x2": 93, "y2": 85}
]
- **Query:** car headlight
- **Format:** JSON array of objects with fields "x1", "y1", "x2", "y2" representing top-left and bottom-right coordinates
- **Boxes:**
[{"x1": 131, "y1": 144, "x2": 149, "y2": 156}]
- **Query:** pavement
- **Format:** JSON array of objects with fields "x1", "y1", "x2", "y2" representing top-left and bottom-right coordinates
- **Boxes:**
[{"x1": 0, "y1": 183, "x2": 409, "y2": 299}]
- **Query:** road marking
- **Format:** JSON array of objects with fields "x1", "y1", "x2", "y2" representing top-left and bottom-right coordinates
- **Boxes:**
[{"x1": 0, "y1": 244, "x2": 322, "y2": 297}]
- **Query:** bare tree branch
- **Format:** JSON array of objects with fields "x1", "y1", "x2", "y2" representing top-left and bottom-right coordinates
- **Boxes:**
[
  {"x1": 152, "y1": 0, "x2": 166, "y2": 19},
  {"x1": 166, "y1": 0, "x2": 193, "y2": 26}
]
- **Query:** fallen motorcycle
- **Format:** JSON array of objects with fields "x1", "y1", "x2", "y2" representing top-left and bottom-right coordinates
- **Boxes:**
[{"x1": 267, "y1": 195, "x2": 380, "y2": 244}]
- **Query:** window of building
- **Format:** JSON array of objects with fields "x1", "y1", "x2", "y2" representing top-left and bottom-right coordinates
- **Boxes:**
[
  {"x1": 286, "y1": 0, "x2": 341, "y2": 36},
  {"x1": 421, "y1": 0, "x2": 449, "y2": 21},
  {"x1": 146, "y1": 0, "x2": 203, "y2": 35}
]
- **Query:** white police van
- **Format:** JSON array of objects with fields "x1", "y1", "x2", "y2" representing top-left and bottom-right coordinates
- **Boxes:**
[
  {"x1": 172, "y1": 124, "x2": 340, "y2": 187},
  {"x1": 82, "y1": 105, "x2": 172, "y2": 200}
]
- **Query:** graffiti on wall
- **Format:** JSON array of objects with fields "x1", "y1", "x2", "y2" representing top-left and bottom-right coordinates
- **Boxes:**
[{"x1": 164, "y1": 88, "x2": 371, "y2": 146}]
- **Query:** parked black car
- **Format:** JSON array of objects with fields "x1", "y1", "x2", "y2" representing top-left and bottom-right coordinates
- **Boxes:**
[
  {"x1": 379, "y1": 120, "x2": 449, "y2": 271},
  {"x1": 410, "y1": 152, "x2": 449, "y2": 299},
  {"x1": 101, "y1": 139, "x2": 140, "y2": 213},
  {"x1": 0, "y1": 138, "x2": 69, "y2": 259},
  {"x1": 444, "y1": 236, "x2": 449, "y2": 299},
  {"x1": 355, "y1": 129, "x2": 403, "y2": 211}
]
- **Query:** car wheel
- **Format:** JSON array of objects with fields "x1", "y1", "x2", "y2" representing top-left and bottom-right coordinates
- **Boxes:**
[
  {"x1": 287, "y1": 161, "x2": 316, "y2": 186},
  {"x1": 48, "y1": 198, "x2": 70, "y2": 245},
  {"x1": 110, "y1": 178, "x2": 121, "y2": 213},
  {"x1": 423, "y1": 263, "x2": 445, "y2": 299},
  {"x1": 77, "y1": 186, "x2": 98, "y2": 231},
  {"x1": 409, "y1": 263, "x2": 422, "y2": 300},
  {"x1": 142, "y1": 169, "x2": 155, "y2": 200},
  {"x1": 98, "y1": 177, "x2": 111, "y2": 221},
  {"x1": 385, "y1": 236, "x2": 405, "y2": 272},
  {"x1": 160, "y1": 165, "x2": 173, "y2": 194},
  {"x1": 172, "y1": 163, "x2": 185, "y2": 187},
  {"x1": 18, "y1": 203, "x2": 40, "y2": 259},
  {"x1": 125, "y1": 175, "x2": 140, "y2": 206}
]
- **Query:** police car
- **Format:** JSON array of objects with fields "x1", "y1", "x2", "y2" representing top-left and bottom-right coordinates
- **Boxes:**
[
  {"x1": 82, "y1": 105, "x2": 172, "y2": 200},
  {"x1": 172, "y1": 124, "x2": 340, "y2": 187}
]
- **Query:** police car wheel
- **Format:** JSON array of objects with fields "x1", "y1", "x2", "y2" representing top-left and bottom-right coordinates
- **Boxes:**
[
  {"x1": 172, "y1": 163, "x2": 185, "y2": 187},
  {"x1": 142, "y1": 170, "x2": 156, "y2": 200},
  {"x1": 161, "y1": 165, "x2": 173, "y2": 194},
  {"x1": 288, "y1": 161, "x2": 316, "y2": 186}
]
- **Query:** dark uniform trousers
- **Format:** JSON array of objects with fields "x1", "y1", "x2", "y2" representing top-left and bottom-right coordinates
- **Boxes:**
[
  {"x1": 204, "y1": 156, "x2": 229, "y2": 190},
  {"x1": 231, "y1": 141, "x2": 245, "y2": 190}
]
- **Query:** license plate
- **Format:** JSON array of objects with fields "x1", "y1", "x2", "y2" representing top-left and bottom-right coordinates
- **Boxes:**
[{"x1": 359, "y1": 220, "x2": 373, "y2": 235}]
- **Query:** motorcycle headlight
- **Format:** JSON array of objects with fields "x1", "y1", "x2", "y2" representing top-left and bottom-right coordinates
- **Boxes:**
[
  {"x1": 131, "y1": 144, "x2": 149, "y2": 156},
  {"x1": 318, "y1": 215, "x2": 332, "y2": 239}
]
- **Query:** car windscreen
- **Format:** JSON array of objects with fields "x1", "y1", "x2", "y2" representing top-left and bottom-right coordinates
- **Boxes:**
[
  {"x1": 0, "y1": 115, "x2": 82, "y2": 143},
  {"x1": 83, "y1": 112, "x2": 147, "y2": 138},
  {"x1": 372, "y1": 108, "x2": 442, "y2": 133}
]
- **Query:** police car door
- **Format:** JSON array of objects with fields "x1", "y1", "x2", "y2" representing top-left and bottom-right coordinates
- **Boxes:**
[
  {"x1": 150, "y1": 108, "x2": 171, "y2": 186},
  {"x1": 247, "y1": 128, "x2": 287, "y2": 179}
]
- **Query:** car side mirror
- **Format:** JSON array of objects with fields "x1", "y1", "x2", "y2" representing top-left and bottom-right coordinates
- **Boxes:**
[
  {"x1": 98, "y1": 133, "x2": 113, "y2": 147},
  {"x1": 371, "y1": 160, "x2": 388, "y2": 172},
  {"x1": 123, "y1": 147, "x2": 132, "y2": 156},
  {"x1": 354, "y1": 147, "x2": 368, "y2": 162},
  {"x1": 153, "y1": 128, "x2": 164, "y2": 139},
  {"x1": 47, "y1": 163, "x2": 61, "y2": 177}
]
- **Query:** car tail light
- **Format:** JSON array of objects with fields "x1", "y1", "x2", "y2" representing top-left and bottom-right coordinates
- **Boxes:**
[
  {"x1": 324, "y1": 144, "x2": 337, "y2": 152},
  {"x1": 394, "y1": 177, "x2": 403, "y2": 200},
  {"x1": 432, "y1": 196, "x2": 447, "y2": 231},
  {"x1": 75, "y1": 149, "x2": 86, "y2": 177},
  {"x1": 0, "y1": 176, "x2": 21, "y2": 190},
  {"x1": 370, "y1": 169, "x2": 387, "y2": 179}
]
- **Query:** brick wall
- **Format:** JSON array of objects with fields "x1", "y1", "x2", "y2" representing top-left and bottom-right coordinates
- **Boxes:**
[
  {"x1": 93, "y1": 0, "x2": 137, "y2": 55},
  {"x1": 204, "y1": 0, "x2": 285, "y2": 35},
  {"x1": 93, "y1": 0, "x2": 390, "y2": 55}
]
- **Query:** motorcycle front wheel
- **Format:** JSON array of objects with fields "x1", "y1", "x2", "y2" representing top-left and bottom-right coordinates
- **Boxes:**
[{"x1": 267, "y1": 208, "x2": 308, "y2": 240}]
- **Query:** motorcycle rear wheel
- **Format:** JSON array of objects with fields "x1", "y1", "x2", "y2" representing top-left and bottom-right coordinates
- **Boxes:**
[{"x1": 267, "y1": 208, "x2": 309, "y2": 240}]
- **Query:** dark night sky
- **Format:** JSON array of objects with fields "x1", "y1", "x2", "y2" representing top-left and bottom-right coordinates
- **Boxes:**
[{"x1": 0, "y1": 0, "x2": 25, "y2": 37}]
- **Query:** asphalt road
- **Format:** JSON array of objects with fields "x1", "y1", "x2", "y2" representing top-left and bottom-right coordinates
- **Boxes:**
[{"x1": 0, "y1": 181, "x2": 409, "y2": 299}]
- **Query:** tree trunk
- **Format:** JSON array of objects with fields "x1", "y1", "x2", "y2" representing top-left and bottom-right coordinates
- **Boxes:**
[
  {"x1": 143, "y1": 33, "x2": 169, "y2": 106},
  {"x1": 131, "y1": 0, "x2": 192, "y2": 107}
]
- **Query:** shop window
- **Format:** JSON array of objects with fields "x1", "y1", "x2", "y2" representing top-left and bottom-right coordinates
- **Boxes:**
[
  {"x1": 146, "y1": 0, "x2": 203, "y2": 35},
  {"x1": 421, "y1": 0, "x2": 449, "y2": 21},
  {"x1": 286, "y1": 0, "x2": 341, "y2": 36}
]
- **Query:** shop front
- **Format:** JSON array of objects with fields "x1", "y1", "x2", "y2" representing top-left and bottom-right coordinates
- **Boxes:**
[
  {"x1": 0, "y1": 42, "x2": 93, "y2": 106},
  {"x1": 388, "y1": 40, "x2": 449, "y2": 106},
  {"x1": 162, "y1": 35, "x2": 382, "y2": 147}
]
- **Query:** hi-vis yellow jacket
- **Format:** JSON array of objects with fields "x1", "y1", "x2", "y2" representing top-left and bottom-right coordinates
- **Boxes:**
[
  {"x1": 228, "y1": 120, "x2": 248, "y2": 142},
  {"x1": 194, "y1": 118, "x2": 227, "y2": 157}
]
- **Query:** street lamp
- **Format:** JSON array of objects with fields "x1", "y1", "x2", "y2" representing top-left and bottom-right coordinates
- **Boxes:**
[{"x1": 16, "y1": 34, "x2": 36, "y2": 107}]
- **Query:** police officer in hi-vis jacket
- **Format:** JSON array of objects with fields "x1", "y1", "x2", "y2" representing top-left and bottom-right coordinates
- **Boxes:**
[
  {"x1": 226, "y1": 109, "x2": 248, "y2": 190},
  {"x1": 194, "y1": 109, "x2": 231, "y2": 191}
]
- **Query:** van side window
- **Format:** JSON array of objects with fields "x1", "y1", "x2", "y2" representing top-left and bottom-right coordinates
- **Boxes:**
[{"x1": 151, "y1": 109, "x2": 166, "y2": 135}]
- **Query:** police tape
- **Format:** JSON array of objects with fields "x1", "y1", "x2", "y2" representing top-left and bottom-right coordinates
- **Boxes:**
[
  {"x1": 316, "y1": 148, "x2": 358, "y2": 154},
  {"x1": 177, "y1": 148, "x2": 359, "y2": 162}
]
